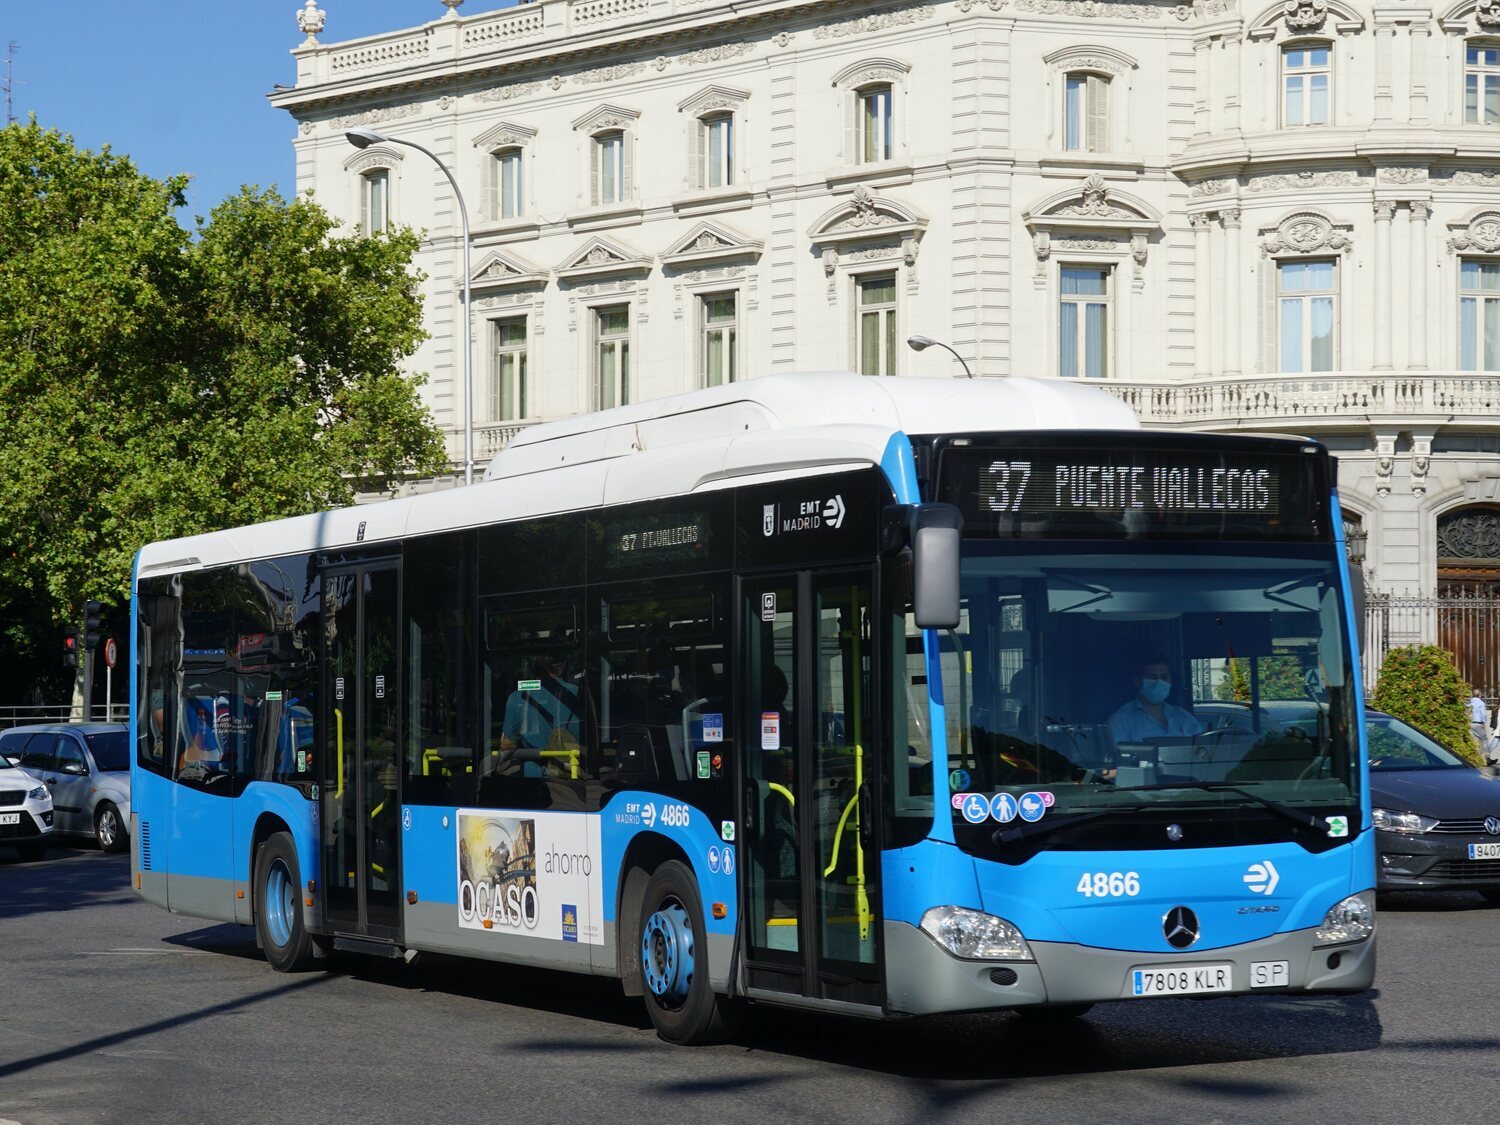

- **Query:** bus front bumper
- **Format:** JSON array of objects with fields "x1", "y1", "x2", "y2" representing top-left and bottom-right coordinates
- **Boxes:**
[{"x1": 882, "y1": 920, "x2": 1375, "y2": 1016}]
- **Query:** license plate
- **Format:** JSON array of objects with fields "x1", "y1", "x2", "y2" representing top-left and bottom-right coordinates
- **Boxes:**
[
  {"x1": 1250, "y1": 960, "x2": 1290, "y2": 988},
  {"x1": 1129, "y1": 962, "x2": 1233, "y2": 997},
  {"x1": 1468, "y1": 843, "x2": 1500, "y2": 860},
  {"x1": 0, "y1": 813, "x2": 19, "y2": 825}
]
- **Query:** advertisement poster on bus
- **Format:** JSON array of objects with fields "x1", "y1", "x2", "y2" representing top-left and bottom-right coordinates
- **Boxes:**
[{"x1": 455, "y1": 811, "x2": 603, "y2": 946}]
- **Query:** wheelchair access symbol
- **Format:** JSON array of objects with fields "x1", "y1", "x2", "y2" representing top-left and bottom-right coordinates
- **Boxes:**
[{"x1": 960, "y1": 794, "x2": 991, "y2": 824}]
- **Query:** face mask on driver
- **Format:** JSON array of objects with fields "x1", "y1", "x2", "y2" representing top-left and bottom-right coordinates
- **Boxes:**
[{"x1": 1139, "y1": 678, "x2": 1171, "y2": 706}]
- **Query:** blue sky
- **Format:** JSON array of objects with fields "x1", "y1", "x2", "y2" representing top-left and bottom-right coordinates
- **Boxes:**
[{"x1": 2, "y1": 1, "x2": 514, "y2": 220}]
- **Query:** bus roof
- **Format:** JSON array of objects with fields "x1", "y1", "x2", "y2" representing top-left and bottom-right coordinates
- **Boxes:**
[{"x1": 137, "y1": 372, "x2": 1138, "y2": 576}]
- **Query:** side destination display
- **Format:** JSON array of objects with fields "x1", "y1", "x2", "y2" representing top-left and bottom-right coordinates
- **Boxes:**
[{"x1": 936, "y1": 437, "x2": 1330, "y2": 542}]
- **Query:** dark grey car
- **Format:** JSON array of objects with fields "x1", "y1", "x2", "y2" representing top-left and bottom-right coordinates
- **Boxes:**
[
  {"x1": 1368, "y1": 711, "x2": 1500, "y2": 900},
  {"x1": 0, "y1": 723, "x2": 131, "y2": 853}
]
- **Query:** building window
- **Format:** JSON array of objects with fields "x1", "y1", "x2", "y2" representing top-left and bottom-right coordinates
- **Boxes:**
[
  {"x1": 856, "y1": 274, "x2": 897, "y2": 376},
  {"x1": 701, "y1": 114, "x2": 734, "y2": 189},
  {"x1": 593, "y1": 131, "x2": 628, "y2": 206},
  {"x1": 1282, "y1": 45, "x2": 1331, "y2": 126},
  {"x1": 1278, "y1": 259, "x2": 1337, "y2": 373},
  {"x1": 700, "y1": 294, "x2": 738, "y2": 387},
  {"x1": 596, "y1": 305, "x2": 630, "y2": 408},
  {"x1": 1063, "y1": 73, "x2": 1109, "y2": 152},
  {"x1": 859, "y1": 86, "x2": 893, "y2": 163},
  {"x1": 361, "y1": 170, "x2": 389, "y2": 234},
  {"x1": 491, "y1": 318, "x2": 528, "y2": 421},
  {"x1": 1058, "y1": 267, "x2": 1110, "y2": 378},
  {"x1": 1460, "y1": 259, "x2": 1500, "y2": 370},
  {"x1": 495, "y1": 149, "x2": 523, "y2": 220},
  {"x1": 1467, "y1": 44, "x2": 1500, "y2": 124}
]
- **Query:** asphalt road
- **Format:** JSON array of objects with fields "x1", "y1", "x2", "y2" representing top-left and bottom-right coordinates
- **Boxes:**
[{"x1": 2, "y1": 844, "x2": 1498, "y2": 1124}]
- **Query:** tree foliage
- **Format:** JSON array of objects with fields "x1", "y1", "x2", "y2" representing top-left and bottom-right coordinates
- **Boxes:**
[
  {"x1": 1371, "y1": 644, "x2": 1481, "y2": 764},
  {"x1": 0, "y1": 121, "x2": 445, "y2": 699}
]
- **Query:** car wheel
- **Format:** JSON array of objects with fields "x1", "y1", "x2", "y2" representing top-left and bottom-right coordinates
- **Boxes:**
[
  {"x1": 638, "y1": 859, "x2": 743, "y2": 1045},
  {"x1": 94, "y1": 802, "x2": 127, "y2": 853},
  {"x1": 15, "y1": 841, "x2": 47, "y2": 862},
  {"x1": 253, "y1": 831, "x2": 323, "y2": 972}
]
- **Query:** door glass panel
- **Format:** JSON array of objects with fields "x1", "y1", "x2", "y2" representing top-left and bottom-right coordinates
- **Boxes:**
[
  {"x1": 323, "y1": 572, "x2": 359, "y2": 926},
  {"x1": 363, "y1": 567, "x2": 401, "y2": 932},
  {"x1": 744, "y1": 580, "x2": 799, "y2": 961},
  {"x1": 814, "y1": 577, "x2": 876, "y2": 969}
]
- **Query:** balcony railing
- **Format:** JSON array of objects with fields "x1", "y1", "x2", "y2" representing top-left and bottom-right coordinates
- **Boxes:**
[{"x1": 1087, "y1": 372, "x2": 1500, "y2": 429}]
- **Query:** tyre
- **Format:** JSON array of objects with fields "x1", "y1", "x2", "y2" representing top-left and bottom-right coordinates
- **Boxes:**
[
  {"x1": 94, "y1": 803, "x2": 127, "y2": 854},
  {"x1": 1016, "y1": 1003, "x2": 1095, "y2": 1020},
  {"x1": 638, "y1": 859, "x2": 743, "y2": 1045},
  {"x1": 15, "y1": 840, "x2": 47, "y2": 862},
  {"x1": 253, "y1": 831, "x2": 322, "y2": 972}
]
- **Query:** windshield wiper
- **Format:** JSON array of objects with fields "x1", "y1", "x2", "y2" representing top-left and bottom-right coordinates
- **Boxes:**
[{"x1": 1108, "y1": 781, "x2": 1327, "y2": 834}]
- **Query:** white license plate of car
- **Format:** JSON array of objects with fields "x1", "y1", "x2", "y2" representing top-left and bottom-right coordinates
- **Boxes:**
[
  {"x1": 1129, "y1": 963, "x2": 1234, "y2": 997},
  {"x1": 0, "y1": 813, "x2": 19, "y2": 825},
  {"x1": 1468, "y1": 843, "x2": 1500, "y2": 860}
]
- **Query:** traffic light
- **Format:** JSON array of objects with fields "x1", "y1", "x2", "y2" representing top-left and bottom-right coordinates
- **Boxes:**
[
  {"x1": 62, "y1": 626, "x2": 79, "y2": 668},
  {"x1": 82, "y1": 600, "x2": 102, "y2": 651}
]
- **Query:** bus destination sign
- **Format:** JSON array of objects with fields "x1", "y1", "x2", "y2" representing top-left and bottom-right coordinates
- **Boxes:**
[{"x1": 940, "y1": 443, "x2": 1327, "y2": 541}]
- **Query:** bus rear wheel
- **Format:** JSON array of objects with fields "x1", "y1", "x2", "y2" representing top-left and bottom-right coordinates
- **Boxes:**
[
  {"x1": 638, "y1": 860, "x2": 742, "y2": 1045},
  {"x1": 254, "y1": 831, "x2": 322, "y2": 973}
]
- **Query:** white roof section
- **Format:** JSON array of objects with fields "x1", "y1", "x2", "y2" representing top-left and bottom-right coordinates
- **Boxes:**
[{"x1": 137, "y1": 373, "x2": 1138, "y2": 576}]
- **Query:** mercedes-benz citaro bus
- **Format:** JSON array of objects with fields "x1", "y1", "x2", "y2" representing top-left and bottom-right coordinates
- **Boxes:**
[{"x1": 130, "y1": 373, "x2": 1373, "y2": 1044}]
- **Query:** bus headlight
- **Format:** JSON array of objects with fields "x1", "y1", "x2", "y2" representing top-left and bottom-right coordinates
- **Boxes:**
[
  {"x1": 919, "y1": 906, "x2": 1034, "y2": 961},
  {"x1": 1313, "y1": 892, "x2": 1375, "y2": 946}
]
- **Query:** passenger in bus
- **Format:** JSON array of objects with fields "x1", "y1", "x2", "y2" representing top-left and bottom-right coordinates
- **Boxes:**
[
  {"x1": 499, "y1": 657, "x2": 581, "y2": 759},
  {"x1": 1107, "y1": 657, "x2": 1204, "y2": 744}
]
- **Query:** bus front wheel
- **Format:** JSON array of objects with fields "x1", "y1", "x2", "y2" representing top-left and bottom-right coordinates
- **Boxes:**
[
  {"x1": 254, "y1": 831, "x2": 322, "y2": 973},
  {"x1": 638, "y1": 860, "x2": 742, "y2": 1045}
]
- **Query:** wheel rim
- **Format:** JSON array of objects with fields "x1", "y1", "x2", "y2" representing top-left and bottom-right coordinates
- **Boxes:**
[
  {"x1": 264, "y1": 858, "x2": 296, "y2": 949},
  {"x1": 640, "y1": 899, "x2": 694, "y2": 1009},
  {"x1": 97, "y1": 809, "x2": 117, "y2": 848}
]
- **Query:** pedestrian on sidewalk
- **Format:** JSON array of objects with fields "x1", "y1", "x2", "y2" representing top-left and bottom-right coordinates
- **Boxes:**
[{"x1": 1470, "y1": 689, "x2": 1491, "y2": 756}]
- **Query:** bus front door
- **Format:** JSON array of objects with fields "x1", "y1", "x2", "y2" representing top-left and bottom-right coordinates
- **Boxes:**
[
  {"x1": 740, "y1": 568, "x2": 883, "y2": 1008},
  {"x1": 320, "y1": 563, "x2": 403, "y2": 943}
]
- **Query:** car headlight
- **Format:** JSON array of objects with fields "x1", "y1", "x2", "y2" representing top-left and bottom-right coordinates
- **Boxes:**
[
  {"x1": 1314, "y1": 892, "x2": 1375, "y2": 946},
  {"x1": 919, "y1": 906, "x2": 1034, "y2": 961},
  {"x1": 26, "y1": 785, "x2": 47, "y2": 802},
  {"x1": 1371, "y1": 808, "x2": 1437, "y2": 834}
]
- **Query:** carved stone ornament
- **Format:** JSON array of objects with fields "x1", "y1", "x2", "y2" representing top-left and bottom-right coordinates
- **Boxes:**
[
  {"x1": 1260, "y1": 213, "x2": 1352, "y2": 255},
  {"x1": 1014, "y1": 0, "x2": 1171, "y2": 19},
  {"x1": 1447, "y1": 213, "x2": 1500, "y2": 254},
  {"x1": 958, "y1": 0, "x2": 1008, "y2": 10},
  {"x1": 1437, "y1": 508, "x2": 1500, "y2": 559},
  {"x1": 1247, "y1": 169, "x2": 1360, "y2": 193},
  {"x1": 775, "y1": 32, "x2": 793, "y2": 46},
  {"x1": 1375, "y1": 436, "x2": 1395, "y2": 497},
  {"x1": 1052, "y1": 173, "x2": 1135, "y2": 219},
  {"x1": 1411, "y1": 439, "x2": 1432, "y2": 496},
  {"x1": 442, "y1": 0, "x2": 464, "y2": 13},
  {"x1": 1478, "y1": 0, "x2": 1500, "y2": 29},
  {"x1": 834, "y1": 186, "x2": 897, "y2": 230},
  {"x1": 1378, "y1": 166, "x2": 1428, "y2": 185},
  {"x1": 1282, "y1": 0, "x2": 1327, "y2": 30},
  {"x1": 1191, "y1": 179, "x2": 1232, "y2": 198},
  {"x1": 476, "y1": 81, "x2": 542, "y2": 104},
  {"x1": 814, "y1": 4, "x2": 934, "y2": 39},
  {"x1": 296, "y1": 0, "x2": 326, "y2": 42}
]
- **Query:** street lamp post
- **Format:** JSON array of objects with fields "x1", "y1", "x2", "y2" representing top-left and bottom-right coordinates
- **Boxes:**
[
  {"x1": 906, "y1": 334, "x2": 975, "y2": 378},
  {"x1": 346, "y1": 127, "x2": 475, "y2": 486}
]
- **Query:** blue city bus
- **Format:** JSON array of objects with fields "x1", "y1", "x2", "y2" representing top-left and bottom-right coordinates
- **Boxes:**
[{"x1": 131, "y1": 374, "x2": 1373, "y2": 1043}]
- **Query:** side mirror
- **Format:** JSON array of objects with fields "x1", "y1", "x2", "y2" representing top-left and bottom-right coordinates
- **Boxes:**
[
  {"x1": 910, "y1": 503, "x2": 963, "y2": 630},
  {"x1": 62, "y1": 762, "x2": 89, "y2": 777}
]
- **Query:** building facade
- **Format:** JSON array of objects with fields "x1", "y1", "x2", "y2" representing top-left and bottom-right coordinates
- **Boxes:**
[{"x1": 272, "y1": 0, "x2": 1500, "y2": 670}]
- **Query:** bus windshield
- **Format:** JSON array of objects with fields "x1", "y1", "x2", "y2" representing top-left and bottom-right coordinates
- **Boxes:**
[{"x1": 939, "y1": 541, "x2": 1358, "y2": 856}]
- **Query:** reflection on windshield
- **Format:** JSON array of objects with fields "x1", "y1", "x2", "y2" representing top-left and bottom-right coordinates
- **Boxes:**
[
  {"x1": 940, "y1": 544, "x2": 1358, "y2": 839},
  {"x1": 1367, "y1": 718, "x2": 1467, "y2": 771}
]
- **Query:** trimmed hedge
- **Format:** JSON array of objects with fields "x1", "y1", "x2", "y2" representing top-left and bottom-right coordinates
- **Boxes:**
[{"x1": 1371, "y1": 645, "x2": 1484, "y2": 766}]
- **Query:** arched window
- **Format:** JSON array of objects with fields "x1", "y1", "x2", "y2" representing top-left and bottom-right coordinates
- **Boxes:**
[{"x1": 1281, "y1": 42, "x2": 1331, "y2": 126}]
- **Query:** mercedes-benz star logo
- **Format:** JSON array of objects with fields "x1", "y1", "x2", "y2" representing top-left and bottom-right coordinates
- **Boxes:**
[
  {"x1": 1163, "y1": 906, "x2": 1200, "y2": 949},
  {"x1": 1485, "y1": 816, "x2": 1500, "y2": 837}
]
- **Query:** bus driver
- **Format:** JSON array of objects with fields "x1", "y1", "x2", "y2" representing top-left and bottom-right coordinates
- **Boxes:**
[{"x1": 1107, "y1": 657, "x2": 1204, "y2": 744}]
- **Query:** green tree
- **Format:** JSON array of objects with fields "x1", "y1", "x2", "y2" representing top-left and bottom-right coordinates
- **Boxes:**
[
  {"x1": 0, "y1": 121, "x2": 445, "y2": 702},
  {"x1": 1371, "y1": 644, "x2": 1481, "y2": 765}
]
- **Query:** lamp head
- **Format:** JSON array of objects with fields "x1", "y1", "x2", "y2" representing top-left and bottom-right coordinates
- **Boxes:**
[
  {"x1": 906, "y1": 335, "x2": 936, "y2": 352},
  {"x1": 345, "y1": 128, "x2": 388, "y2": 149}
]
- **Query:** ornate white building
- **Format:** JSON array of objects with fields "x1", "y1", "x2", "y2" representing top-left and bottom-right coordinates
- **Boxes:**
[{"x1": 271, "y1": 0, "x2": 1500, "y2": 640}]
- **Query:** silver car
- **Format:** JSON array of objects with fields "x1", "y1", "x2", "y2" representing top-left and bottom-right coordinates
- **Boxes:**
[
  {"x1": 0, "y1": 753, "x2": 55, "y2": 860},
  {"x1": 0, "y1": 723, "x2": 131, "y2": 853}
]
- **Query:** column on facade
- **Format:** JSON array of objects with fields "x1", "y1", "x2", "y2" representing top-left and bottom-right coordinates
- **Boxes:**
[
  {"x1": 1116, "y1": 253, "x2": 1133, "y2": 381},
  {"x1": 1221, "y1": 208, "x2": 1241, "y2": 376},
  {"x1": 1408, "y1": 23, "x2": 1430, "y2": 124},
  {"x1": 1191, "y1": 213, "x2": 1213, "y2": 374},
  {"x1": 1408, "y1": 200, "x2": 1429, "y2": 370},
  {"x1": 1193, "y1": 36, "x2": 1213, "y2": 136},
  {"x1": 1374, "y1": 24, "x2": 1395, "y2": 122},
  {"x1": 1374, "y1": 201, "x2": 1395, "y2": 370},
  {"x1": 1223, "y1": 34, "x2": 1242, "y2": 133}
]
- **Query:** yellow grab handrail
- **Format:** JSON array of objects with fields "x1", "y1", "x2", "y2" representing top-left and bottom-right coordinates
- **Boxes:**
[{"x1": 767, "y1": 781, "x2": 796, "y2": 808}]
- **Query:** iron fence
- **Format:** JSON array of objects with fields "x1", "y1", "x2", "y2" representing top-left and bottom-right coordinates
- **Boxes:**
[
  {"x1": 1363, "y1": 586, "x2": 1500, "y2": 702},
  {"x1": 0, "y1": 703, "x2": 126, "y2": 730}
]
